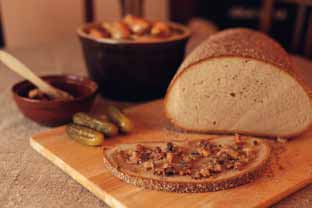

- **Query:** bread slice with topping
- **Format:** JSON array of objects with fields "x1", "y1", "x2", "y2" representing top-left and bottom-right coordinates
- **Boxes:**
[
  {"x1": 165, "y1": 28, "x2": 312, "y2": 138},
  {"x1": 103, "y1": 136, "x2": 271, "y2": 192}
]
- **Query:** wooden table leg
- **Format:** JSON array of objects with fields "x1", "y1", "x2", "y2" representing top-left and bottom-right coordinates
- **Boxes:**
[
  {"x1": 260, "y1": 0, "x2": 275, "y2": 33},
  {"x1": 84, "y1": 0, "x2": 95, "y2": 22},
  {"x1": 304, "y1": 10, "x2": 312, "y2": 58},
  {"x1": 292, "y1": 5, "x2": 307, "y2": 52}
]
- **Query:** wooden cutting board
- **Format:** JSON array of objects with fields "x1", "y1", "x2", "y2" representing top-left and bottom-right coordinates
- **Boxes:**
[{"x1": 30, "y1": 100, "x2": 312, "y2": 208}]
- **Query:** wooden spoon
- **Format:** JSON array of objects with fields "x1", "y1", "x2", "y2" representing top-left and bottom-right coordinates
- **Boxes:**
[{"x1": 0, "y1": 50, "x2": 73, "y2": 100}]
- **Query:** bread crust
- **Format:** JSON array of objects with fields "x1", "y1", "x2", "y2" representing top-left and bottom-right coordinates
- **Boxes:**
[
  {"x1": 165, "y1": 28, "x2": 312, "y2": 138},
  {"x1": 102, "y1": 139, "x2": 271, "y2": 193}
]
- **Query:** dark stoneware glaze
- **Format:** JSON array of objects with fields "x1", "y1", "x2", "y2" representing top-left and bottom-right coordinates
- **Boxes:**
[
  {"x1": 12, "y1": 75, "x2": 98, "y2": 126},
  {"x1": 78, "y1": 23, "x2": 190, "y2": 101}
]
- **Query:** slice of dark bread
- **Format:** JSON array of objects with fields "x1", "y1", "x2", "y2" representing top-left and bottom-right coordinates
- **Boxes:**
[{"x1": 103, "y1": 136, "x2": 271, "y2": 193}]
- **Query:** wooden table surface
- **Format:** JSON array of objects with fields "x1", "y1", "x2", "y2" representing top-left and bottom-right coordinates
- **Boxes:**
[{"x1": 0, "y1": 39, "x2": 312, "y2": 208}]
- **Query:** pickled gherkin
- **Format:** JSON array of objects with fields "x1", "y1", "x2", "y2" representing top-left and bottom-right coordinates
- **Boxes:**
[
  {"x1": 66, "y1": 123, "x2": 104, "y2": 146},
  {"x1": 107, "y1": 105, "x2": 133, "y2": 133},
  {"x1": 73, "y1": 112, "x2": 118, "y2": 137}
]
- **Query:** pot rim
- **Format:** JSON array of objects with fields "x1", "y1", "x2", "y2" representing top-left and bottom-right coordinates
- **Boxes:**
[{"x1": 77, "y1": 21, "x2": 191, "y2": 45}]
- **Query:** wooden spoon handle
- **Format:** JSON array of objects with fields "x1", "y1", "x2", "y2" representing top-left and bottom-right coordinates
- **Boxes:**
[{"x1": 0, "y1": 50, "x2": 62, "y2": 97}]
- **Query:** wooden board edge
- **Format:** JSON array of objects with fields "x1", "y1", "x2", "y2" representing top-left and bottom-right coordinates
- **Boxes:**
[
  {"x1": 32, "y1": 126, "x2": 66, "y2": 139},
  {"x1": 29, "y1": 137, "x2": 127, "y2": 208},
  {"x1": 124, "y1": 99, "x2": 163, "y2": 112},
  {"x1": 260, "y1": 178, "x2": 312, "y2": 208}
]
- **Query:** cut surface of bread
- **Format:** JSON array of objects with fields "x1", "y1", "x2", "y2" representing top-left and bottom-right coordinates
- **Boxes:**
[
  {"x1": 103, "y1": 136, "x2": 271, "y2": 193},
  {"x1": 165, "y1": 28, "x2": 312, "y2": 138}
]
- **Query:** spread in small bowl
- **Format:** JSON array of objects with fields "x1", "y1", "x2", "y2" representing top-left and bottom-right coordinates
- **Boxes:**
[{"x1": 12, "y1": 75, "x2": 98, "y2": 126}]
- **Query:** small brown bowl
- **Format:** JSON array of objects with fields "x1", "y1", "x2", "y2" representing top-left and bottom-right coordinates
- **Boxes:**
[{"x1": 12, "y1": 75, "x2": 98, "y2": 126}]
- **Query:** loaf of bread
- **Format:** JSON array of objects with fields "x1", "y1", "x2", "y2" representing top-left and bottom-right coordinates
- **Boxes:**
[{"x1": 165, "y1": 28, "x2": 312, "y2": 138}]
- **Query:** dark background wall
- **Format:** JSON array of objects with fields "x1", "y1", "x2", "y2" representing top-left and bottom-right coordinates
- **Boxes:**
[{"x1": 170, "y1": 0, "x2": 312, "y2": 56}]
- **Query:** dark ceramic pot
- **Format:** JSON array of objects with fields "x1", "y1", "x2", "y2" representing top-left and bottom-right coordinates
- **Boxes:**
[
  {"x1": 77, "y1": 22, "x2": 190, "y2": 101},
  {"x1": 12, "y1": 75, "x2": 98, "y2": 126}
]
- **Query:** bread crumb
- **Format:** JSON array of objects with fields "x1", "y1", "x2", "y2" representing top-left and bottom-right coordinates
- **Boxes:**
[{"x1": 277, "y1": 137, "x2": 287, "y2": 143}]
